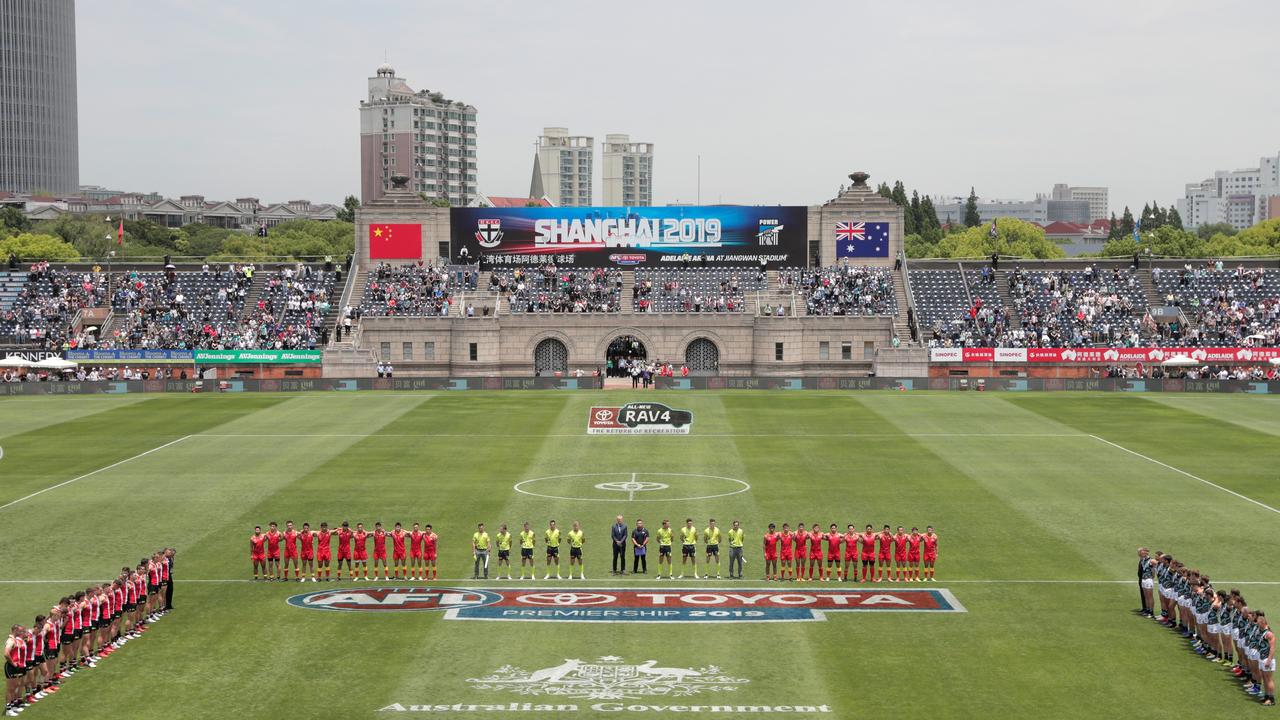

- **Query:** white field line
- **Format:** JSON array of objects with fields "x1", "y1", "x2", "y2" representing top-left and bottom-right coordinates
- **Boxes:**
[
  {"x1": 1089, "y1": 434, "x2": 1280, "y2": 515},
  {"x1": 2, "y1": 578, "x2": 1279, "y2": 585},
  {"x1": 193, "y1": 432, "x2": 1089, "y2": 439},
  {"x1": 0, "y1": 435, "x2": 193, "y2": 513}
]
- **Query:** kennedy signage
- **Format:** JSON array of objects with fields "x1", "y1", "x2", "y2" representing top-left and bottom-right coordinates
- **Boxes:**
[
  {"x1": 930, "y1": 347, "x2": 1280, "y2": 364},
  {"x1": 193, "y1": 350, "x2": 323, "y2": 364}
]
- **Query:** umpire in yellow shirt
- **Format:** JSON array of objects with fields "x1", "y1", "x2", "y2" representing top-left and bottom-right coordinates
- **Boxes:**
[
  {"x1": 727, "y1": 520, "x2": 746, "y2": 579},
  {"x1": 471, "y1": 523, "x2": 491, "y2": 580}
]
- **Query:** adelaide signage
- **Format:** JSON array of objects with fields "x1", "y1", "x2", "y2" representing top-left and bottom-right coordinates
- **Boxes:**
[
  {"x1": 452, "y1": 206, "x2": 807, "y2": 267},
  {"x1": 289, "y1": 587, "x2": 965, "y2": 622}
]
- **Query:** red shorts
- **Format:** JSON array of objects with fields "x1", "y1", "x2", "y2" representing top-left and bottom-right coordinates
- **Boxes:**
[
  {"x1": 317, "y1": 551, "x2": 331, "y2": 562},
  {"x1": 861, "y1": 554, "x2": 875, "y2": 562},
  {"x1": 808, "y1": 552, "x2": 823, "y2": 561},
  {"x1": 267, "y1": 550, "x2": 280, "y2": 561},
  {"x1": 843, "y1": 552, "x2": 857, "y2": 561},
  {"x1": 424, "y1": 551, "x2": 437, "y2": 562},
  {"x1": 354, "y1": 551, "x2": 368, "y2": 561},
  {"x1": 410, "y1": 550, "x2": 422, "y2": 560},
  {"x1": 895, "y1": 554, "x2": 907, "y2": 563},
  {"x1": 780, "y1": 553, "x2": 793, "y2": 562},
  {"x1": 827, "y1": 553, "x2": 841, "y2": 562},
  {"x1": 300, "y1": 551, "x2": 313, "y2": 561},
  {"x1": 393, "y1": 551, "x2": 406, "y2": 561},
  {"x1": 764, "y1": 553, "x2": 777, "y2": 562},
  {"x1": 923, "y1": 553, "x2": 937, "y2": 563},
  {"x1": 907, "y1": 553, "x2": 920, "y2": 563},
  {"x1": 284, "y1": 549, "x2": 298, "y2": 559},
  {"x1": 373, "y1": 551, "x2": 387, "y2": 561},
  {"x1": 251, "y1": 554, "x2": 265, "y2": 563},
  {"x1": 878, "y1": 554, "x2": 891, "y2": 562},
  {"x1": 337, "y1": 549, "x2": 351, "y2": 560}
]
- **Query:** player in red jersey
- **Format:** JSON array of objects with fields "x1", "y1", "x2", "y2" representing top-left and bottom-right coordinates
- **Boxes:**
[
  {"x1": 778, "y1": 523, "x2": 794, "y2": 581},
  {"x1": 907, "y1": 527, "x2": 923, "y2": 581},
  {"x1": 807, "y1": 524, "x2": 825, "y2": 581},
  {"x1": 762, "y1": 524, "x2": 779, "y2": 581},
  {"x1": 250, "y1": 526, "x2": 267, "y2": 581},
  {"x1": 824, "y1": 524, "x2": 843, "y2": 582},
  {"x1": 352, "y1": 523, "x2": 370, "y2": 580},
  {"x1": 892, "y1": 526, "x2": 908, "y2": 581},
  {"x1": 422, "y1": 524, "x2": 438, "y2": 580},
  {"x1": 922, "y1": 526, "x2": 938, "y2": 581},
  {"x1": 264, "y1": 522, "x2": 282, "y2": 580},
  {"x1": 792, "y1": 523, "x2": 808, "y2": 581},
  {"x1": 409, "y1": 523, "x2": 424, "y2": 580},
  {"x1": 314, "y1": 522, "x2": 332, "y2": 580},
  {"x1": 334, "y1": 522, "x2": 353, "y2": 579},
  {"x1": 858, "y1": 525, "x2": 876, "y2": 582},
  {"x1": 297, "y1": 523, "x2": 315, "y2": 582},
  {"x1": 840, "y1": 524, "x2": 859, "y2": 582},
  {"x1": 391, "y1": 523, "x2": 408, "y2": 579},
  {"x1": 876, "y1": 525, "x2": 893, "y2": 582},
  {"x1": 282, "y1": 521, "x2": 300, "y2": 580},
  {"x1": 371, "y1": 522, "x2": 390, "y2": 580}
]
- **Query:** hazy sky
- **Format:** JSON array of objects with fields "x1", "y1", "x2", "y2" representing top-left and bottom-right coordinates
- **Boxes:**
[{"x1": 77, "y1": 0, "x2": 1279, "y2": 216}]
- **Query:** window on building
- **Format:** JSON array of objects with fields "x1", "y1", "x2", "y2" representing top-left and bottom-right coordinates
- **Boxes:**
[
  {"x1": 424, "y1": 342, "x2": 435, "y2": 360},
  {"x1": 469, "y1": 343, "x2": 478, "y2": 362},
  {"x1": 402, "y1": 342, "x2": 413, "y2": 361},
  {"x1": 438, "y1": 241, "x2": 449, "y2": 258},
  {"x1": 379, "y1": 342, "x2": 391, "y2": 360},
  {"x1": 864, "y1": 341, "x2": 875, "y2": 359},
  {"x1": 775, "y1": 342, "x2": 784, "y2": 361},
  {"x1": 841, "y1": 341, "x2": 852, "y2": 360},
  {"x1": 818, "y1": 341, "x2": 829, "y2": 360}
]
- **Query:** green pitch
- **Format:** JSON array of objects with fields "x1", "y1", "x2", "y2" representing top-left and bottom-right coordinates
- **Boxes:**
[{"x1": 1, "y1": 391, "x2": 1278, "y2": 719}]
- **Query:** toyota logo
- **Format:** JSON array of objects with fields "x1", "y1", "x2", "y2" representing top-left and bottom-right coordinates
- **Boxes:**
[
  {"x1": 593, "y1": 409, "x2": 615, "y2": 423},
  {"x1": 516, "y1": 592, "x2": 617, "y2": 606}
]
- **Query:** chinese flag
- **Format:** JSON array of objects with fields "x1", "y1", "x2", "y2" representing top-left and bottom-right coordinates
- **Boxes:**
[{"x1": 368, "y1": 223, "x2": 422, "y2": 260}]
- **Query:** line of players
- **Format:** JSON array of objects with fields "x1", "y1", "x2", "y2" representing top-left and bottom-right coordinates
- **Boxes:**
[
  {"x1": 250, "y1": 522, "x2": 439, "y2": 581},
  {"x1": 4, "y1": 550, "x2": 173, "y2": 718},
  {"x1": 763, "y1": 524, "x2": 938, "y2": 582},
  {"x1": 1138, "y1": 550, "x2": 1275, "y2": 706}
]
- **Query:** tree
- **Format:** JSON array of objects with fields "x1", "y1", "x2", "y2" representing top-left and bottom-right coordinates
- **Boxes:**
[
  {"x1": 907, "y1": 191, "x2": 922, "y2": 235},
  {"x1": 919, "y1": 196, "x2": 943, "y2": 243},
  {"x1": 1168, "y1": 207, "x2": 1184, "y2": 230},
  {"x1": 934, "y1": 217, "x2": 1064, "y2": 259},
  {"x1": 1108, "y1": 212, "x2": 1120, "y2": 240},
  {"x1": 1140, "y1": 203, "x2": 1153, "y2": 234},
  {"x1": 1118, "y1": 206, "x2": 1135, "y2": 240},
  {"x1": 1153, "y1": 203, "x2": 1168, "y2": 230},
  {"x1": 0, "y1": 233, "x2": 79, "y2": 261},
  {"x1": 0, "y1": 207, "x2": 31, "y2": 234},
  {"x1": 1195, "y1": 222, "x2": 1236, "y2": 240},
  {"x1": 963, "y1": 187, "x2": 980, "y2": 228},
  {"x1": 335, "y1": 195, "x2": 359, "y2": 223},
  {"x1": 876, "y1": 182, "x2": 893, "y2": 201},
  {"x1": 1099, "y1": 237, "x2": 1141, "y2": 257},
  {"x1": 903, "y1": 233, "x2": 939, "y2": 259}
]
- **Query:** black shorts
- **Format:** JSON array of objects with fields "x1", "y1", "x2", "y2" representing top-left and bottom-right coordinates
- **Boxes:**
[
  {"x1": 706, "y1": 544, "x2": 720, "y2": 555},
  {"x1": 43, "y1": 650, "x2": 56, "y2": 663},
  {"x1": 570, "y1": 547, "x2": 582, "y2": 559},
  {"x1": 5, "y1": 662, "x2": 22, "y2": 679},
  {"x1": 659, "y1": 546, "x2": 672, "y2": 557},
  {"x1": 73, "y1": 629, "x2": 83, "y2": 639},
  {"x1": 61, "y1": 635, "x2": 72, "y2": 647},
  {"x1": 498, "y1": 550, "x2": 510, "y2": 561},
  {"x1": 547, "y1": 547, "x2": 559, "y2": 557},
  {"x1": 521, "y1": 548, "x2": 533, "y2": 559},
  {"x1": 148, "y1": 583, "x2": 160, "y2": 594},
  {"x1": 682, "y1": 544, "x2": 696, "y2": 558}
]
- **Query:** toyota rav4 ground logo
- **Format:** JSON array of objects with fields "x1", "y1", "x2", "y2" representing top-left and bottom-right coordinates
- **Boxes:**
[{"x1": 588, "y1": 403, "x2": 693, "y2": 435}]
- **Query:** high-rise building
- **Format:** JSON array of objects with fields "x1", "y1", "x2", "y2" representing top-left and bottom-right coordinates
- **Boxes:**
[
  {"x1": 930, "y1": 194, "x2": 1089, "y2": 226},
  {"x1": 1177, "y1": 152, "x2": 1280, "y2": 230},
  {"x1": 1050, "y1": 184, "x2": 1108, "y2": 222},
  {"x1": 531, "y1": 127, "x2": 593, "y2": 206},
  {"x1": 601, "y1": 134, "x2": 653, "y2": 206},
  {"x1": 358, "y1": 64, "x2": 477, "y2": 205},
  {"x1": 0, "y1": 0, "x2": 78, "y2": 195}
]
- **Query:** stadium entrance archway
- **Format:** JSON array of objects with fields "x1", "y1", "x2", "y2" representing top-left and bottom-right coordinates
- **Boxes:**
[
  {"x1": 533, "y1": 338, "x2": 569, "y2": 375},
  {"x1": 606, "y1": 335, "x2": 646, "y2": 377},
  {"x1": 684, "y1": 337, "x2": 720, "y2": 374}
]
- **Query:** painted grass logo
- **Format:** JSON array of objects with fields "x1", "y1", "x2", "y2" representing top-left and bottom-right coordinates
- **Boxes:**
[
  {"x1": 286, "y1": 587, "x2": 500, "y2": 612},
  {"x1": 588, "y1": 403, "x2": 692, "y2": 434},
  {"x1": 469, "y1": 656, "x2": 748, "y2": 700}
]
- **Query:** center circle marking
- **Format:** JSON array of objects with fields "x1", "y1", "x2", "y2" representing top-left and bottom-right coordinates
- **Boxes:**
[{"x1": 514, "y1": 472, "x2": 750, "y2": 502}]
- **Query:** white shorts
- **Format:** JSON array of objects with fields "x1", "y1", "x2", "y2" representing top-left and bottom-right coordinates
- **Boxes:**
[
  {"x1": 1263, "y1": 657, "x2": 1276, "y2": 673},
  {"x1": 1208, "y1": 624, "x2": 1220, "y2": 635},
  {"x1": 1196, "y1": 612, "x2": 1207, "y2": 625},
  {"x1": 1247, "y1": 648, "x2": 1260, "y2": 661},
  {"x1": 1160, "y1": 587, "x2": 1171, "y2": 599},
  {"x1": 1141, "y1": 578, "x2": 1154, "y2": 589}
]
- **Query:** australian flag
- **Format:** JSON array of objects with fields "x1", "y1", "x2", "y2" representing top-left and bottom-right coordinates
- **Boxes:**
[{"x1": 835, "y1": 221, "x2": 889, "y2": 258}]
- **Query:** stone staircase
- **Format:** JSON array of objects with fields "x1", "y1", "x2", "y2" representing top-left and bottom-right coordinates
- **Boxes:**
[
  {"x1": 889, "y1": 269, "x2": 912, "y2": 342},
  {"x1": 329, "y1": 265, "x2": 367, "y2": 343},
  {"x1": 0, "y1": 271, "x2": 26, "y2": 314},
  {"x1": 994, "y1": 269, "x2": 1022, "y2": 326},
  {"x1": 236, "y1": 271, "x2": 266, "y2": 324},
  {"x1": 1137, "y1": 267, "x2": 1158, "y2": 307}
]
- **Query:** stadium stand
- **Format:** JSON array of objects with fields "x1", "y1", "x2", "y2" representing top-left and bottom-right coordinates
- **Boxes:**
[
  {"x1": 1153, "y1": 265, "x2": 1280, "y2": 347},
  {"x1": 360, "y1": 262, "x2": 456, "y2": 317},
  {"x1": 0, "y1": 263, "x2": 109, "y2": 348},
  {"x1": 101, "y1": 267, "x2": 253, "y2": 349},
  {"x1": 778, "y1": 266, "x2": 897, "y2": 316},
  {"x1": 237, "y1": 265, "x2": 336, "y2": 349},
  {"x1": 1011, "y1": 265, "x2": 1146, "y2": 347},
  {"x1": 632, "y1": 267, "x2": 766, "y2": 313},
  {"x1": 490, "y1": 265, "x2": 621, "y2": 313}
]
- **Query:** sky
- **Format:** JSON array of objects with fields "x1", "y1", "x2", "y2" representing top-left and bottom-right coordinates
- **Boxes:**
[{"x1": 76, "y1": 0, "x2": 1280, "y2": 216}]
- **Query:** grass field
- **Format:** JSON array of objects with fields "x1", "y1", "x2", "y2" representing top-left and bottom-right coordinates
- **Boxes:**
[{"x1": 1, "y1": 390, "x2": 1279, "y2": 719}]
